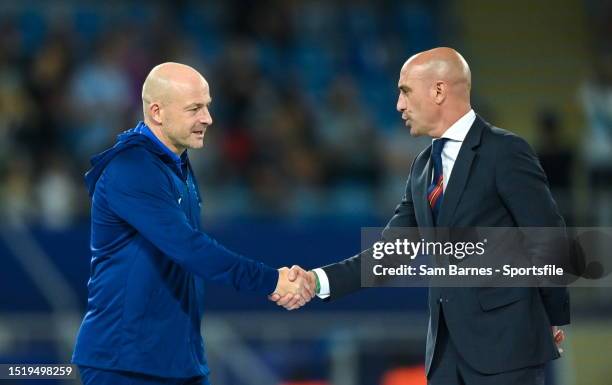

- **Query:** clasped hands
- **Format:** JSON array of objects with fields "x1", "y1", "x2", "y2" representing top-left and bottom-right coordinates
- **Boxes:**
[{"x1": 269, "y1": 266, "x2": 316, "y2": 310}]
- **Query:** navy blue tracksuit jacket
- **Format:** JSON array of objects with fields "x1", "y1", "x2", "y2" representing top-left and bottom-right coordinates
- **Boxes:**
[{"x1": 72, "y1": 122, "x2": 278, "y2": 378}]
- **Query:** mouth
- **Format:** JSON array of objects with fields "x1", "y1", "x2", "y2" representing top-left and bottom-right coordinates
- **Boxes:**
[{"x1": 192, "y1": 129, "x2": 204, "y2": 136}]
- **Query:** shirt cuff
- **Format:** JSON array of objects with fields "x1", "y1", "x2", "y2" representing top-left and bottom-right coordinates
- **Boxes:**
[{"x1": 312, "y1": 268, "x2": 330, "y2": 299}]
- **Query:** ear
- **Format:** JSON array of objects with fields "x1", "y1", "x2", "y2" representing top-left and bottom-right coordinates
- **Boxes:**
[
  {"x1": 433, "y1": 81, "x2": 447, "y2": 105},
  {"x1": 148, "y1": 102, "x2": 163, "y2": 125}
]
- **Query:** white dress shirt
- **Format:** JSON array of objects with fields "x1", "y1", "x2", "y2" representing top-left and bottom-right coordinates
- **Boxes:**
[
  {"x1": 434, "y1": 109, "x2": 476, "y2": 189},
  {"x1": 314, "y1": 109, "x2": 476, "y2": 299}
]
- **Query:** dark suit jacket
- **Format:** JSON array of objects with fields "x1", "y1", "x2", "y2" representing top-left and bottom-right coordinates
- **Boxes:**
[{"x1": 322, "y1": 115, "x2": 570, "y2": 375}]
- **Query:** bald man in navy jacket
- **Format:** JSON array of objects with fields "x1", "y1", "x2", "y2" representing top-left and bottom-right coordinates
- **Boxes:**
[{"x1": 73, "y1": 63, "x2": 314, "y2": 385}]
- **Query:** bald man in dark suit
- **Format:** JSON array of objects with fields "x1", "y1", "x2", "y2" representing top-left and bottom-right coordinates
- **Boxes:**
[{"x1": 272, "y1": 48, "x2": 569, "y2": 385}]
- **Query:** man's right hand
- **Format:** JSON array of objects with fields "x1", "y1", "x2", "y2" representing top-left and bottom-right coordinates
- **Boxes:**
[
  {"x1": 269, "y1": 266, "x2": 316, "y2": 310},
  {"x1": 269, "y1": 266, "x2": 315, "y2": 310}
]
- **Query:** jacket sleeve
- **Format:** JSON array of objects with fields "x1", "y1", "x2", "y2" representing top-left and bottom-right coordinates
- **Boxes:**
[
  {"x1": 104, "y1": 149, "x2": 279, "y2": 294},
  {"x1": 496, "y1": 135, "x2": 570, "y2": 325},
  {"x1": 321, "y1": 158, "x2": 419, "y2": 300}
]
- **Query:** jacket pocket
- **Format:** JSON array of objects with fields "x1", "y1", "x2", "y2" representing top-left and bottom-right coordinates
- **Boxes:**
[{"x1": 478, "y1": 287, "x2": 530, "y2": 311}]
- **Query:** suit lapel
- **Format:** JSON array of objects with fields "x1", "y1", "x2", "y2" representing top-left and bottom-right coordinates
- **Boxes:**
[
  {"x1": 414, "y1": 147, "x2": 434, "y2": 227},
  {"x1": 437, "y1": 116, "x2": 485, "y2": 226}
]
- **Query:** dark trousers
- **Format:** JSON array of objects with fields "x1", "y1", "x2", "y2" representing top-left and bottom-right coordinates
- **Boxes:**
[
  {"x1": 78, "y1": 366, "x2": 210, "y2": 385},
  {"x1": 428, "y1": 307, "x2": 545, "y2": 385}
]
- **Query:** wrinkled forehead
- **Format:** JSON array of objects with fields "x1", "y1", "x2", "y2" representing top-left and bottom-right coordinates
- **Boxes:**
[
  {"x1": 398, "y1": 62, "x2": 428, "y2": 86},
  {"x1": 171, "y1": 76, "x2": 211, "y2": 102},
  {"x1": 177, "y1": 74, "x2": 209, "y2": 91}
]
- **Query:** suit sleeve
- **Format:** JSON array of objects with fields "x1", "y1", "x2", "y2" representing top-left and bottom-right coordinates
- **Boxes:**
[
  {"x1": 104, "y1": 150, "x2": 279, "y2": 294},
  {"x1": 496, "y1": 135, "x2": 570, "y2": 325},
  {"x1": 321, "y1": 158, "x2": 419, "y2": 300}
]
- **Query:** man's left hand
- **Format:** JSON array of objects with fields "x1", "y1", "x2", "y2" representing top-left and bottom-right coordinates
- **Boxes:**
[{"x1": 552, "y1": 326, "x2": 565, "y2": 354}]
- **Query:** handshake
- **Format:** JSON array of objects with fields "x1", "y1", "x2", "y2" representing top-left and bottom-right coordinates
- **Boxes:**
[{"x1": 269, "y1": 266, "x2": 317, "y2": 310}]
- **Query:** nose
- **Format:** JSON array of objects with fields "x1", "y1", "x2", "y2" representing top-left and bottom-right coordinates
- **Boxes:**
[
  {"x1": 396, "y1": 93, "x2": 405, "y2": 113},
  {"x1": 200, "y1": 108, "x2": 213, "y2": 126}
]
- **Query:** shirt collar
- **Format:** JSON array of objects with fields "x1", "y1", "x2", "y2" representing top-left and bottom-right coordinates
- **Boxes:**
[
  {"x1": 135, "y1": 121, "x2": 186, "y2": 166},
  {"x1": 436, "y1": 109, "x2": 476, "y2": 143}
]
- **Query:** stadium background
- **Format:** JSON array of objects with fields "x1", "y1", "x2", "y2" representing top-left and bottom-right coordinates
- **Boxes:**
[{"x1": 0, "y1": 0, "x2": 611, "y2": 384}]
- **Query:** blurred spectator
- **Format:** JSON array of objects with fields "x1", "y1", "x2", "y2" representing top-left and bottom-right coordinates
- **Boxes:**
[
  {"x1": 67, "y1": 34, "x2": 132, "y2": 164},
  {"x1": 317, "y1": 76, "x2": 382, "y2": 187},
  {"x1": 580, "y1": 51, "x2": 612, "y2": 225},
  {"x1": 0, "y1": 158, "x2": 35, "y2": 224},
  {"x1": 35, "y1": 153, "x2": 78, "y2": 230},
  {"x1": 0, "y1": 61, "x2": 32, "y2": 162},
  {"x1": 535, "y1": 109, "x2": 576, "y2": 225}
]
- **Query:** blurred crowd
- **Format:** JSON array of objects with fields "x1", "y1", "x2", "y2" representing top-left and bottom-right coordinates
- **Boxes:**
[
  {"x1": 0, "y1": 1, "x2": 441, "y2": 228},
  {"x1": 0, "y1": 1, "x2": 610, "y2": 229}
]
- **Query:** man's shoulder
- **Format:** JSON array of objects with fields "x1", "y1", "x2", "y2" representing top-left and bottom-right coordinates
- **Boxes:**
[
  {"x1": 112, "y1": 145, "x2": 158, "y2": 164},
  {"x1": 107, "y1": 146, "x2": 165, "y2": 171},
  {"x1": 104, "y1": 146, "x2": 170, "y2": 187},
  {"x1": 479, "y1": 120, "x2": 532, "y2": 152}
]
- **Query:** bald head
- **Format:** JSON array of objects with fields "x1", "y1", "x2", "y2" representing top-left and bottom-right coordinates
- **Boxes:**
[
  {"x1": 402, "y1": 47, "x2": 471, "y2": 96},
  {"x1": 142, "y1": 62, "x2": 209, "y2": 114},
  {"x1": 141, "y1": 62, "x2": 213, "y2": 155},
  {"x1": 396, "y1": 47, "x2": 472, "y2": 137}
]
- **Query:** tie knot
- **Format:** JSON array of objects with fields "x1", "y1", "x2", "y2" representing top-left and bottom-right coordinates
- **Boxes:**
[{"x1": 432, "y1": 138, "x2": 449, "y2": 159}]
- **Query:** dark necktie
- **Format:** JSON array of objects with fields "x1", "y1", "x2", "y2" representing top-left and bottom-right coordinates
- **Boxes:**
[{"x1": 427, "y1": 138, "x2": 449, "y2": 225}]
